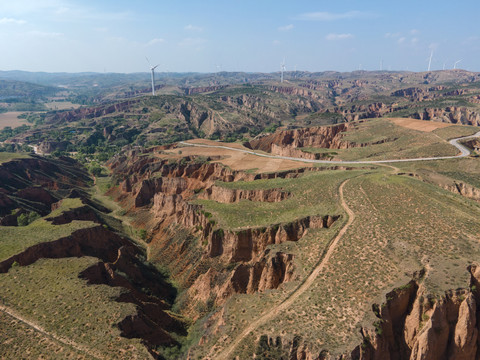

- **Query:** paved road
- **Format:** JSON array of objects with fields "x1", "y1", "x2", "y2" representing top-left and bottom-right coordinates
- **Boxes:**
[{"x1": 179, "y1": 130, "x2": 480, "y2": 165}]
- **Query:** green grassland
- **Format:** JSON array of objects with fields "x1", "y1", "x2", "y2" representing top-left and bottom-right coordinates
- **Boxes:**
[
  {"x1": 192, "y1": 169, "x2": 364, "y2": 230},
  {"x1": 0, "y1": 257, "x2": 151, "y2": 359},
  {"x1": 432, "y1": 125, "x2": 479, "y2": 140},
  {"x1": 0, "y1": 310, "x2": 86, "y2": 359},
  {"x1": 189, "y1": 165, "x2": 480, "y2": 358},
  {"x1": 300, "y1": 119, "x2": 466, "y2": 161},
  {"x1": 0, "y1": 219, "x2": 96, "y2": 262},
  {"x1": 0, "y1": 152, "x2": 30, "y2": 164},
  {"x1": 46, "y1": 198, "x2": 84, "y2": 218},
  {"x1": 396, "y1": 157, "x2": 480, "y2": 188}
]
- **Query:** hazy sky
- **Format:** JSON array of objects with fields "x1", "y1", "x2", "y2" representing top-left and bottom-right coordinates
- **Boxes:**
[{"x1": 1, "y1": 0, "x2": 479, "y2": 73}]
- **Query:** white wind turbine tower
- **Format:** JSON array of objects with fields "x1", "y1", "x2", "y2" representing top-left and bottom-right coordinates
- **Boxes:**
[
  {"x1": 454, "y1": 59, "x2": 462, "y2": 69},
  {"x1": 146, "y1": 57, "x2": 160, "y2": 96},
  {"x1": 427, "y1": 50, "x2": 433, "y2": 71},
  {"x1": 280, "y1": 58, "x2": 286, "y2": 83}
]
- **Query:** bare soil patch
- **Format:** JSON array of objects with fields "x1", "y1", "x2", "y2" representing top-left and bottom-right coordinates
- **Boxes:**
[
  {"x1": 174, "y1": 140, "x2": 312, "y2": 173},
  {"x1": 0, "y1": 112, "x2": 27, "y2": 130},
  {"x1": 389, "y1": 118, "x2": 452, "y2": 132}
]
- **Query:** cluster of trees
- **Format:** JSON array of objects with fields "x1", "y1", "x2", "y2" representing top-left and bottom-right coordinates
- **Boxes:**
[
  {"x1": 0, "y1": 143, "x2": 32, "y2": 153},
  {"x1": 17, "y1": 211, "x2": 40, "y2": 226},
  {"x1": 0, "y1": 125, "x2": 31, "y2": 142},
  {"x1": 19, "y1": 112, "x2": 46, "y2": 126}
]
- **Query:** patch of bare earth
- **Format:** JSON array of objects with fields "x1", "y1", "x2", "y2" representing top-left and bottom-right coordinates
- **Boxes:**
[
  {"x1": 389, "y1": 118, "x2": 452, "y2": 132},
  {"x1": 169, "y1": 139, "x2": 313, "y2": 173},
  {"x1": 0, "y1": 112, "x2": 27, "y2": 130}
]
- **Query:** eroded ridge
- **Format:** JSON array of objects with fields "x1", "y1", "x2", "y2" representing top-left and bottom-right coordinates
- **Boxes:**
[{"x1": 215, "y1": 179, "x2": 354, "y2": 359}]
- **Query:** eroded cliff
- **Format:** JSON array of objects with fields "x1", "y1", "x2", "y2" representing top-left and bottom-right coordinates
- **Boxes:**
[{"x1": 107, "y1": 150, "x2": 341, "y2": 317}]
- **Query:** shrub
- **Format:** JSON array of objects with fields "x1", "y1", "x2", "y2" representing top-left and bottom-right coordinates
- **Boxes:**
[
  {"x1": 89, "y1": 164, "x2": 103, "y2": 177},
  {"x1": 17, "y1": 211, "x2": 40, "y2": 226}
]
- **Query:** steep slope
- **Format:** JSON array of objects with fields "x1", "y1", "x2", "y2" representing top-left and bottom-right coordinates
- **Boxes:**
[
  {"x1": 106, "y1": 149, "x2": 343, "y2": 323},
  {"x1": 0, "y1": 155, "x2": 188, "y2": 359}
]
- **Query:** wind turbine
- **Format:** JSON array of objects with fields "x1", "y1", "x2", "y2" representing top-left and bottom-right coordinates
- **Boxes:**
[
  {"x1": 427, "y1": 50, "x2": 433, "y2": 72},
  {"x1": 454, "y1": 59, "x2": 462, "y2": 69},
  {"x1": 280, "y1": 58, "x2": 286, "y2": 83},
  {"x1": 146, "y1": 57, "x2": 160, "y2": 96}
]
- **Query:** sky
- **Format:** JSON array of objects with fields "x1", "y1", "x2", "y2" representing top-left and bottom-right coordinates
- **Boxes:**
[{"x1": 0, "y1": 0, "x2": 479, "y2": 74}]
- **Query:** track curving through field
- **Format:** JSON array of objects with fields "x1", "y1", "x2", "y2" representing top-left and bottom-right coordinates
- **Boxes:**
[
  {"x1": 0, "y1": 303, "x2": 104, "y2": 359},
  {"x1": 214, "y1": 179, "x2": 355, "y2": 360}
]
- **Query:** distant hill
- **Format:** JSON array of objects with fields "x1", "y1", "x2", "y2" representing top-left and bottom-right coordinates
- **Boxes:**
[{"x1": 0, "y1": 79, "x2": 59, "y2": 100}]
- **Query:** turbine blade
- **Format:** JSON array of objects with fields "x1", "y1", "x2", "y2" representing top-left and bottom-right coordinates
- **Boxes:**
[{"x1": 146, "y1": 57, "x2": 152, "y2": 66}]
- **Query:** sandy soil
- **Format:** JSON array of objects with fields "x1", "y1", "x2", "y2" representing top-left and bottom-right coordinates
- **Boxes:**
[
  {"x1": 171, "y1": 140, "x2": 312, "y2": 173},
  {"x1": 0, "y1": 112, "x2": 27, "y2": 130},
  {"x1": 389, "y1": 118, "x2": 452, "y2": 132}
]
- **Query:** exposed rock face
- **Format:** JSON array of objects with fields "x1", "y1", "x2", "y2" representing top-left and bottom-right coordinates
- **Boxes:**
[
  {"x1": 189, "y1": 251, "x2": 295, "y2": 307},
  {"x1": 254, "y1": 267, "x2": 480, "y2": 360},
  {"x1": 16, "y1": 186, "x2": 57, "y2": 206},
  {"x1": 392, "y1": 87, "x2": 428, "y2": 99},
  {"x1": 348, "y1": 267, "x2": 480, "y2": 360},
  {"x1": 335, "y1": 102, "x2": 398, "y2": 121},
  {"x1": 45, "y1": 205, "x2": 101, "y2": 225},
  {"x1": 412, "y1": 107, "x2": 480, "y2": 126},
  {"x1": 462, "y1": 138, "x2": 480, "y2": 150},
  {"x1": 80, "y1": 246, "x2": 186, "y2": 352},
  {"x1": 47, "y1": 99, "x2": 141, "y2": 124},
  {"x1": 268, "y1": 85, "x2": 321, "y2": 100},
  {"x1": 391, "y1": 86, "x2": 452, "y2": 102},
  {"x1": 107, "y1": 150, "x2": 341, "y2": 313},
  {"x1": 37, "y1": 140, "x2": 71, "y2": 154},
  {"x1": 441, "y1": 181, "x2": 480, "y2": 202},
  {"x1": 0, "y1": 155, "x2": 90, "y2": 219},
  {"x1": 254, "y1": 334, "x2": 323, "y2": 360},
  {"x1": 0, "y1": 217, "x2": 186, "y2": 355},
  {"x1": 0, "y1": 225, "x2": 129, "y2": 273},
  {"x1": 208, "y1": 215, "x2": 339, "y2": 263},
  {"x1": 220, "y1": 94, "x2": 277, "y2": 118},
  {"x1": 245, "y1": 123, "x2": 350, "y2": 153},
  {"x1": 199, "y1": 185, "x2": 290, "y2": 203},
  {"x1": 244, "y1": 123, "x2": 393, "y2": 160}
]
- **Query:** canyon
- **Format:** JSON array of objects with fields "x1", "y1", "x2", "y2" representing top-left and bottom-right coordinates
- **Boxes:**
[{"x1": 2, "y1": 70, "x2": 480, "y2": 359}]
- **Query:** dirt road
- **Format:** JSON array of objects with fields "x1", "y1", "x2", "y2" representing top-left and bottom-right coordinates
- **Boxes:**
[
  {"x1": 179, "y1": 130, "x2": 480, "y2": 165},
  {"x1": 0, "y1": 303, "x2": 103, "y2": 359},
  {"x1": 215, "y1": 179, "x2": 355, "y2": 359}
]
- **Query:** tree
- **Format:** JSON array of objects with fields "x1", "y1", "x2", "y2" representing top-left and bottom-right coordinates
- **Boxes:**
[
  {"x1": 17, "y1": 211, "x2": 40, "y2": 226},
  {"x1": 89, "y1": 164, "x2": 103, "y2": 177}
]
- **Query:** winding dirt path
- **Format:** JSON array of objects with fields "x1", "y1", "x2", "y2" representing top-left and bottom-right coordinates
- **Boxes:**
[
  {"x1": 215, "y1": 179, "x2": 356, "y2": 359},
  {"x1": 0, "y1": 303, "x2": 103, "y2": 359}
]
